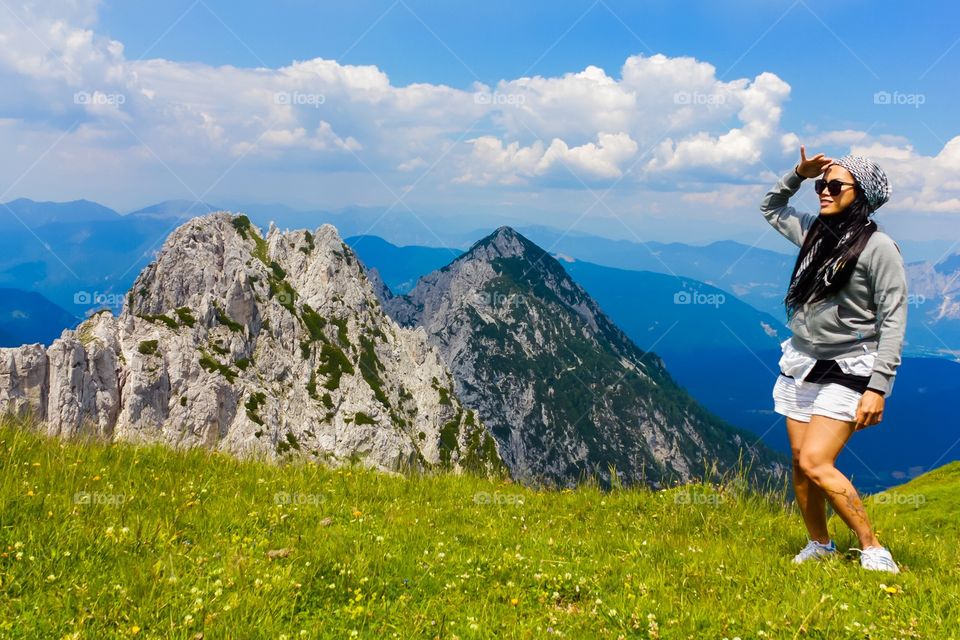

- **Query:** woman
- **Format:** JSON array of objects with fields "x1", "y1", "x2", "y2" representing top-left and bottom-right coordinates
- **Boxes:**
[{"x1": 760, "y1": 145, "x2": 908, "y2": 573}]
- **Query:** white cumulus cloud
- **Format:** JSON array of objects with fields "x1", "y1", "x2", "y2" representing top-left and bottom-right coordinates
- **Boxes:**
[{"x1": 0, "y1": 0, "x2": 956, "y2": 218}]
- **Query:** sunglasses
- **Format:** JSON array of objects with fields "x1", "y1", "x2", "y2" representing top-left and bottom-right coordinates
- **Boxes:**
[{"x1": 814, "y1": 178, "x2": 856, "y2": 197}]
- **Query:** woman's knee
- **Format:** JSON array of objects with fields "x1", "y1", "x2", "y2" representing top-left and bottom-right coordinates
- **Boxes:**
[
  {"x1": 798, "y1": 453, "x2": 832, "y2": 483},
  {"x1": 791, "y1": 449, "x2": 803, "y2": 472}
]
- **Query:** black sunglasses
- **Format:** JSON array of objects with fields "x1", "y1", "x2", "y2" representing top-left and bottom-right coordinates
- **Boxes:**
[{"x1": 814, "y1": 178, "x2": 856, "y2": 197}]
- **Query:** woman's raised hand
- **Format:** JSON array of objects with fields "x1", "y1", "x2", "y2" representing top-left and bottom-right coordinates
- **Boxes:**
[{"x1": 796, "y1": 145, "x2": 833, "y2": 179}]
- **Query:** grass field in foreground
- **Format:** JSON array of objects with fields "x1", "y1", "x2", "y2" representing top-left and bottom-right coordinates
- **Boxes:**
[{"x1": 1, "y1": 418, "x2": 958, "y2": 639}]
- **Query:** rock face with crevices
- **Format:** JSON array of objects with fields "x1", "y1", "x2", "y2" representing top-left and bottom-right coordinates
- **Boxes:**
[
  {"x1": 0, "y1": 213, "x2": 504, "y2": 477},
  {"x1": 379, "y1": 226, "x2": 787, "y2": 489}
]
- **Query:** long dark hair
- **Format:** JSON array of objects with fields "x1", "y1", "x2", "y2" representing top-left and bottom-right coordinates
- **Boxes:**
[{"x1": 783, "y1": 184, "x2": 877, "y2": 321}]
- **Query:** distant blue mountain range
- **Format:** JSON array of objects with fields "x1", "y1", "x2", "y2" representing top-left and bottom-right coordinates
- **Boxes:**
[
  {"x1": 0, "y1": 198, "x2": 119, "y2": 228},
  {"x1": 2, "y1": 197, "x2": 958, "y2": 359},
  {"x1": 345, "y1": 235, "x2": 463, "y2": 295}
]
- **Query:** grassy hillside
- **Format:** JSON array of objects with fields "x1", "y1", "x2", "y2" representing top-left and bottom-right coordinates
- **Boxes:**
[{"x1": 1, "y1": 418, "x2": 958, "y2": 638}]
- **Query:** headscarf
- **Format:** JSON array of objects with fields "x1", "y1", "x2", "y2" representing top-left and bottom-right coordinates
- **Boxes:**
[
  {"x1": 783, "y1": 155, "x2": 891, "y2": 320},
  {"x1": 832, "y1": 155, "x2": 892, "y2": 212}
]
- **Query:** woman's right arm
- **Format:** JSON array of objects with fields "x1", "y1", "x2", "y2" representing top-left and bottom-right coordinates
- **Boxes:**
[
  {"x1": 760, "y1": 145, "x2": 833, "y2": 248},
  {"x1": 759, "y1": 166, "x2": 817, "y2": 248}
]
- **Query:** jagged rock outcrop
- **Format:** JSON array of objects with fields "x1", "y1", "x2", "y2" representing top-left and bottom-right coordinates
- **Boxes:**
[
  {"x1": 380, "y1": 226, "x2": 787, "y2": 489},
  {"x1": 0, "y1": 213, "x2": 504, "y2": 477}
]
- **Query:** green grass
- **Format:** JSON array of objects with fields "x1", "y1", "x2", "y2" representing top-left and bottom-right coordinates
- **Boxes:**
[
  {"x1": 137, "y1": 340, "x2": 159, "y2": 356},
  {"x1": 1, "y1": 418, "x2": 958, "y2": 638},
  {"x1": 197, "y1": 351, "x2": 238, "y2": 384},
  {"x1": 138, "y1": 314, "x2": 179, "y2": 331},
  {"x1": 173, "y1": 308, "x2": 196, "y2": 328},
  {"x1": 213, "y1": 303, "x2": 244, "y2": 333}
]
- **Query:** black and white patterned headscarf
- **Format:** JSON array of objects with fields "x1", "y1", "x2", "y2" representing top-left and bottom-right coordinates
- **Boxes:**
[
  {"x1": 783, "y1": 155, "x2": 891, "y2": 320},
  {"x1": 832, "y1": 154, "x2": 892, "y2": 212}
]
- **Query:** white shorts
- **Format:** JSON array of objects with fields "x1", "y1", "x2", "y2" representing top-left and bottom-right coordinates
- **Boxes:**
[{"x1": 772, "y1": 373, "x2": 863, "y2": 423}]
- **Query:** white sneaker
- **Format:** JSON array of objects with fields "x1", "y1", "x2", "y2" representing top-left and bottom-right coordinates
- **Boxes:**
[
  {"x1": 854, "y1": 546, "x2": 900, "y2": 573},
  {"x1": 792, "y1": 538, "x2": 837, "y2": 563}
]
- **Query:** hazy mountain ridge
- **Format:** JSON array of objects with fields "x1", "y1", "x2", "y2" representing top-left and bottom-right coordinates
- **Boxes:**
[{"x1": 2, "y1": 198, "x2": 958, "y2": 361}]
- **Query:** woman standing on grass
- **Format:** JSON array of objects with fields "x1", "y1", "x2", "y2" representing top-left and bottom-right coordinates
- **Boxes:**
[{"x1": 760, "y1": 145, "x2": 907, "y2": 573}]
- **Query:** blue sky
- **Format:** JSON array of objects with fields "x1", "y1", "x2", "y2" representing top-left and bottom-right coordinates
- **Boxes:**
[
  {"x1": 95, "y1": 0, "x2": 958, "y2": 154},
  {"x1": 2, "y1": 0, "x2": 959, "y2": 246}
]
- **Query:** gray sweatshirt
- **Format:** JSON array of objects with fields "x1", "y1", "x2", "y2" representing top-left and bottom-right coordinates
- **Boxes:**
[{"x1": 760, "y1": 168, "x2": 908, "y2": 396}]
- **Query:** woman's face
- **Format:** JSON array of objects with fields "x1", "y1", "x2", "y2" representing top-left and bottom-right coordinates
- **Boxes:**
[{"x1": 819, "y1": 164, "x2": 858, "y2": 215}]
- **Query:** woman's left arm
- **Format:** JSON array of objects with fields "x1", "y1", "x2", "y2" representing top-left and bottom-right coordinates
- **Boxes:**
[{"x1": 856, "y1": 234, "x2": 908, "y2": 429}]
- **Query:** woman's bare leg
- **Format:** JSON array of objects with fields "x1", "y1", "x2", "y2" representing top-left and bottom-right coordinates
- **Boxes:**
[
  {"x1": 785, "y1": 417, "x2": 831, "y2": 543},
  {"x1": 797, "y1": 414, "x2": 881, "y2": 549}
]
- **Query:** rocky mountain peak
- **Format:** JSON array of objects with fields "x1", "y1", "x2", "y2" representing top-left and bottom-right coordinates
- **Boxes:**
[
  {"x1": 461, "y1": 225, "x2": 550, "y2": 265},
  {"x1": 1, "y1": 212, "x2": 505, "y2": 477},
  {"x1": 381, "y1": 228, "x2": 785, "y2": 488}
]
